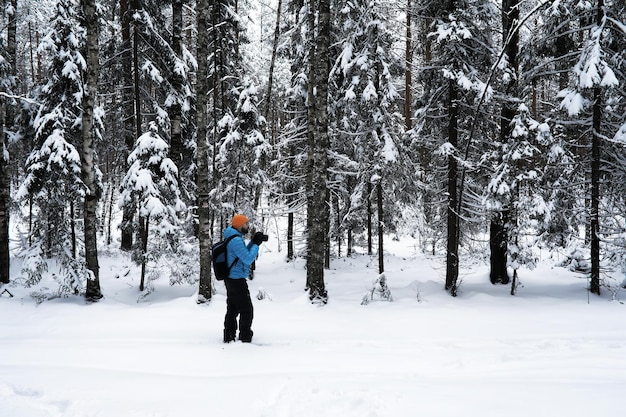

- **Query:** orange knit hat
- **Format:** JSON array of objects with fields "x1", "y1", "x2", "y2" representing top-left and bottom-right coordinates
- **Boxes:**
[{"x1": 231, "y1": 214, "x2": 248, "y2": 229}]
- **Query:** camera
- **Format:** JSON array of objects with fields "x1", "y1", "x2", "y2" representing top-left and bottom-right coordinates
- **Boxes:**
[{"x1": 253, "y1": 231, "x2": 269, "y2": 244}]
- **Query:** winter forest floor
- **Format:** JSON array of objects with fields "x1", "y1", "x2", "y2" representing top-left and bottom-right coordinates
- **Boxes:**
[{"x1": 1, "y1": 236, "x2": 625, "y2": 417}]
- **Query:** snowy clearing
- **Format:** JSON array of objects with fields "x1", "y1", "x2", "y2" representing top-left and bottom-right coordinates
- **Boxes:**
[{"x1": 1, "y1": 237, "x2": 625, "y2": 417}]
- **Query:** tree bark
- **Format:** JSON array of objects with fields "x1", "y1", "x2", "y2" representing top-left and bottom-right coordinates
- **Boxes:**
[
  {"x1": 132, "y1": 1, "x2": 142, "y2": 145},
  {"x1": 0, "y1": 104, "x2": 9, "y2": 284},
  {"x1": 170, "y1": 0, "x2": 185, "y2": 170},
  {"x1": 445, "y1": 78, "x2": 459, "y2": 295},
  {"x1": 490, "y1": 0, "x2": 519, "y2": 286},
  {"x1": 0, "y1": 0, "x2": 17, "y2": 285},
  {"x1": 404, "y1": 0, "x2": 412, "y2": 130},
  {"x1": 490, "y1": 210, "x2": 510, "y2": 284},
  {"x1": 377, "y1": 180, "x2": 384, "y2": 274},
  {"x1": 120, "y1": 0, "x2": 135, "y2": 250},
  {"x1": 139, "y1": 215, "x2": 149, "y2": 291},
  {"x1": 589, "y1": 0, "x2": 604, "y2": 296},
  {"x1": 196, "y1": 0, "x2": 213, "y2": 303},
  {"x1": 265, "y1": 0, "x2": 283, "y2": 120},
  {"x1": 82, "y1": 0, "x2": 102, "y2": 300},
  {"x1": 367, "y1": 182, "x2": 373, "y2": 255},
  {"x1": 590, "y1": 83, "x2": 601, "y2": 295},
  {"x1": 305, "y1": 0, "x2": 329, "y2": 303}
]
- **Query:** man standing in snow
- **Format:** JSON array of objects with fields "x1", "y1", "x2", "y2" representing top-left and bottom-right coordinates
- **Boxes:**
[{"x1": 223, "y1": 214, "x2": 266, "y2": 343}]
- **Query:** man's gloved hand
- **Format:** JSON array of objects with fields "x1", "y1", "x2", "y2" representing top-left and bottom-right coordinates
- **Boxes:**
[{"x1": 252, "y1": 231, "x2": 266, "y2": 246}]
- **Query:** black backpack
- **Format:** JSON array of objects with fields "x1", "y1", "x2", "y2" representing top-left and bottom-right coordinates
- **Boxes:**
[{"x1": 211, "y1": 235, "x2": 239, "y2": 280}]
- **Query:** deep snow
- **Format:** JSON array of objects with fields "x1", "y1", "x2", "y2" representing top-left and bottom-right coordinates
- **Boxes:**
[{"x1": 1, "y1": 236, "x2": 625, "y2": 417}]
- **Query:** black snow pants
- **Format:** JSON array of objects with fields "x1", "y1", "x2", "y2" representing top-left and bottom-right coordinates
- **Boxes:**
[{"x1": 223, "y1": 278, "x2": 254, "y2": 342}]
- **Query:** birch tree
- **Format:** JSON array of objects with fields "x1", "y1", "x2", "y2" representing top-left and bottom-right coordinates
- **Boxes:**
[{"x1": 81, "y1": 0, "x2": 102, "y2": 300}]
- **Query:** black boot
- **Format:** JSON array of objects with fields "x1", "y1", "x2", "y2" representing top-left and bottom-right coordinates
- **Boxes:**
[
  {"x1": 223, "y1": 330, "x2": 236, "y2": 343},
  {"x1": 239, "y1": 330, "x2": 253, "y2": 343}
]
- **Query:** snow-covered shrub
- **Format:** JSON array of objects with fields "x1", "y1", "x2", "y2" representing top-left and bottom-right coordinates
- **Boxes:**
[
  {"x1": 168, "y1": 236, "x2": 199, "y2": 286},
  {"x1": 18, "y1": 243, "x2": 48, "y2": 288},
  {"x1": 256, "y1": 288, "x2": 272, "y2": 301},
  {"x1": 361, "y1": 273, "x2": 393, "y2": 305},
  {"x1": 559, "y1": 247, "x2": 590, "y2": 272}
]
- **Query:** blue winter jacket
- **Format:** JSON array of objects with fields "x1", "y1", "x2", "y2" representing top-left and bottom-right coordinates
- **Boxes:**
[{"x1": 224, "y1": 226, "x2": 259, "y2": 279}]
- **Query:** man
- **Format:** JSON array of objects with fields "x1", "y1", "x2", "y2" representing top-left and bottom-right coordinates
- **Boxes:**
[{"x1": 223, "y1": 214, "x2": 266, "y2": 343}]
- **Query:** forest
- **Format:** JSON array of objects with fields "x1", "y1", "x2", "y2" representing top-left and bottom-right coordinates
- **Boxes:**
[{"x1": 1, "y1": 0, "x2": 625, "y2": 303}]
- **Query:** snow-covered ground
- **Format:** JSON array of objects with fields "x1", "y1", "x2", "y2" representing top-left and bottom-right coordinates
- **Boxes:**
[{"x1": 1, "y1": 236, "x2": 625, "y2": 417}]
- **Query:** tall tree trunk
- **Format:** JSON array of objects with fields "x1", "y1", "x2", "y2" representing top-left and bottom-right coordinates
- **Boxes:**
[
  {"x1": 196, "y1": 0, "x2": 213, "y2": 303},
  {"x1": 589, "y1": 0, "x2": 603, "y2": 296},
  {"x1": 82, "y1": 0, "x2": 102, "y2": 300},
  {"x1": 490, "y1": 210, "x2": 509, "y2": 283},
  {"x1": 0, "y1": 0, "x2": 17, "y2": 285},
  {"x1": 377, "y1": 180, "x2": 384, "y2": 274},
  {"x1": 287, "y1": 210, "x2": 294, "y2": 261},
  {"x1": 0, "y1": 104, "x2": 8, "y2": 285},
  {"x1": 70, "y1": 201, "x2": 76, "y2": 258},
  {"x1": 367, "y1": 182, "x2": 373, "y2": 255},
  {"x1": 170, "y1": 0, "x2": 185, "y2": 170},
  {"x1": 120, "y1": 0, "x2": 135, "y2": 250},
  {"x1": 139, "y1": 215, "x2": 149, "y2": 291},
  {"x1": 305, "y1": 0, "x2": 329, "y2": 303},
  {"x1": 0, "y1": 104, "x2": 9, "y2": 284},
  {"x1": 490, "y1": 0, "x2": 519, "y2": 285},
  {"x1": 404, "y1": 0, "x2": 412, "y2": 130},
  {"x1": 445, "y1": 78, "x2": 459, "y2": 295},
  {"x1": 265, "y1": 0, "x2": 283, "y2": 120},
  {"x1": 132, "y1": 1, "x2": 142, "y2": 147},
  {"x1": 590, "y1": 86, "x2": 601, "y2": 295}
]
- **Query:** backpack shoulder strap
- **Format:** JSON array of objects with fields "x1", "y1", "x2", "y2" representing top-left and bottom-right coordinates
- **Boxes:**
[
  {"x1": 225, "y1": 234, "x2": 240, "y2": 269},
  {"x1": 224, "y1": 234, "x2": 238, "y2": 244}
]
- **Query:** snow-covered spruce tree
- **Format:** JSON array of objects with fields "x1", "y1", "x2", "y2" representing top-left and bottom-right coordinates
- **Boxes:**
[
  {"x1": 118, "y1": 123, "x2": 185, "y2": 292},
  {"x1": 330, "y1": 0, "x2": 403, "y2": 273},
  {"x1": 603, "y1": 3, "x2": 626, "y2": 280},
  {"x1": 413, "y1": 0, "x2": 497, "y2": 295},
  {"x1": 482, "y1": 0, "x2": 590, "y2": 293},
  {"x1": 520, "y1": 0, "x2": 580, "y2": 251},
  {"x1": 273, "y1": 0, "x2": 310, "y2": 261},
  {"x1": 169, "y1": 0, "x2": 196, "y2": 184},
  {"x1": 525, "y1": 1, "x2": 626, "y2": 295},
  {"x1": 207, "y1": 0, "x2": 269, "y2": 234},
  {"x1": 556, "y1": 0, "x2": 626, "y2": 295},
  {"x1": 482, "y1": 0, "x2": 522, "y2": 286},
  {"x1": 114, "y1": 0, "x2": 196, "y2": 250},
  {"x1": 485, "y1": 102, "x2": 566, "y2": 294},
  {"x1": 17, "y1": 0, "x2": 93, "y2": 297},
  {"x1": 213, "y1": 81, "x2": 270, "y2": 225}
]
